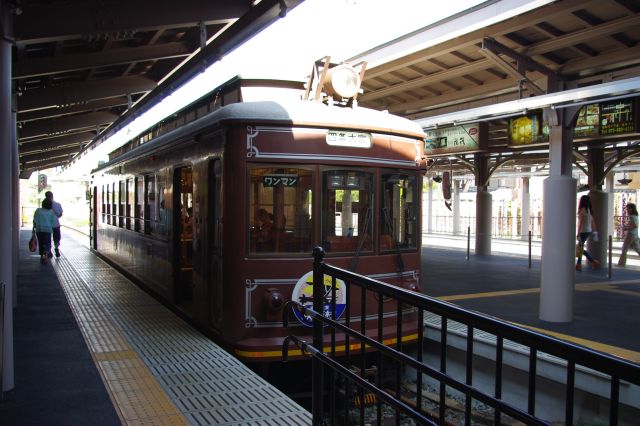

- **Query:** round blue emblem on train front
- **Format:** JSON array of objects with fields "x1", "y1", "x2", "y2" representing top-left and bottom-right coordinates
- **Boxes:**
[{"x1": 292, "y1": 271, "x2": 346, "y2": 327}]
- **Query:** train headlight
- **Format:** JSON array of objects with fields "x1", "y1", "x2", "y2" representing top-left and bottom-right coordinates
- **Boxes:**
[
  {"x1": 264, "y1": 288, "x2": 284, "y2": 312},
  {"x1": 326, "y1": 64, "x2": 361, "y2": 99}
]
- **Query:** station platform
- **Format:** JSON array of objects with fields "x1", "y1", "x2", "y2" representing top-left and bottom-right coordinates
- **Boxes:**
[
  {"x1": 0, "y1": 230, "x2": 312, "y2": 425},
  {"x1": 422, "y1": 233, "x2": 640, "y2": 362},
  {"x1": 1, "y1": 230, "x2": 638, "y2": 425}
]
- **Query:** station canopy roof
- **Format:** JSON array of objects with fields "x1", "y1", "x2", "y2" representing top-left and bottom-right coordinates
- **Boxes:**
[
  {"x1": 13, "y1": 0, "x2": 640, "y2": 179},
  {"x1": 13, "y1": 0, "x2": 304, "y2": 177},
  {"x1": 349, "y1": 0, "x2": 640, "y2": 177}
]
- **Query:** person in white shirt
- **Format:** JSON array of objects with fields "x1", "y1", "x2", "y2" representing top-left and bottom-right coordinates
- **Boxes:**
[
  {"x1": 45, "y1": 191, "x2": 63, "y2": 257},
  {"x1": 576, "y1": 194, "x2": 600, "y2": 271},
  {"x1": 618, "y1": 202, "x2": 640, "y2": 267}
]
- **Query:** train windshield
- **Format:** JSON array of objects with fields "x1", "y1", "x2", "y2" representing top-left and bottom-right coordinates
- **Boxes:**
[
  {"x1": 322, "y1": 170, "x2": 373, "y2": 253},
  {"x1": 380, "y1": 173, "x2": 418, "y2": 251},
  {"x1": 249, "y1": 167, "x2": 313, "y2": 254}
]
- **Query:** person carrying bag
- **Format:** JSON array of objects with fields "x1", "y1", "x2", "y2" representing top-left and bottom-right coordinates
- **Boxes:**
[{"x1": 29, "y1": 229, "x2": 38, "y2": 252}]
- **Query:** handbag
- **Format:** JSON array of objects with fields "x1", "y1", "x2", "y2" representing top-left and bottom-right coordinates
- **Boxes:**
[
  {"x1": 575, "y1": 241, "x2": 584, "y2": 258},
  {"x1": 29, "y1": 230, "x2": 38, "y2": 253}
]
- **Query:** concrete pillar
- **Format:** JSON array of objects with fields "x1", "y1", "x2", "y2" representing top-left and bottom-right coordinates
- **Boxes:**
[
  {"x1": 605, "y1": 173, "x2": 614, "y2": 241},
  {"x1": 586, "y1": 145, "x2": 606, "y2": 263},
  {"x1": 11, "y1": 102, "x2": 17, "y2": 307},
  {"x1": 474, "y1": 152, "x2": 491, "y2": 255},
  {"x1": 1, "y1": 1, "x2": 15, "y2": 391},
  {"x1": 475, "y1": 187, "x2": 492, "y2": 255},
  {"x1": 452, "y1": 180, "x2": 461, "y2": 235},
  {"x1": 520, "y1": 175, "x2": 531, "y2": 240},
  {"x1": 588, "y1": 189, "x2": 608, "y2": 265},
  {"x1": 540, "y1": 109, "x2": 577, "y2": 323}
]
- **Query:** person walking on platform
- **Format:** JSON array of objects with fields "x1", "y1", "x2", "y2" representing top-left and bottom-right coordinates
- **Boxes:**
[
  {"x1": 33, "y1": 197, "x2": 57, "y2": 264},
  {"x1": 617, "y1": 202, "x2": 640, "y2": 267},
  {"x1": 45, "y1": 190, "x2": 63, "y2": 257},
  {"x1": 576, "y1": 194, "x2": 600, "y2": 271}
]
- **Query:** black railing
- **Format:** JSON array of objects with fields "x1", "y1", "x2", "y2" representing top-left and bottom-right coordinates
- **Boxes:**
[
  {"x1": 283, "y1": 247, "x2": 640, "y2": 425},
  {"x1": 429, "y1": 215, "x2": 629, "y2": 241}
]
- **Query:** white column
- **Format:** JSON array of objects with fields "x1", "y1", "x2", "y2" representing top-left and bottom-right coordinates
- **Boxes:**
[
  {"x1": 540, "y1": 112, "x2": 576, "y2": 323},
  {"x1": 520, "y1": 175, "x2": 531, "y2": 240},
  {"x1": 11, "y1": 105, "x2": 18, "y2": 307},
  {"x1": 605, "y1": 173, "x2": 614, "y2": 242},
  {"x1": 452, "y1": 181, "x2": 461, "y2": 235},
  {"x1": 475, "y1": 188, "x2": 492, "y2": 255},
  {"x1": 1, "y1": 3, "x2": 15, "y2": 391}
]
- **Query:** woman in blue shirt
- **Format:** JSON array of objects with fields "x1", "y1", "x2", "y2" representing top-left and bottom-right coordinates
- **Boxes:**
[{"x1": 33, "y1": 198, "x2": 57, "y2": 263}]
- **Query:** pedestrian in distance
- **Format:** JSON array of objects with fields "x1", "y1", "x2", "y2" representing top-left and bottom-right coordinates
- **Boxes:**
[
  {"x1": 575, "y1": 194, "x2": 600, "y2": 271},
  {"x1": 45, "y1": 190, "x2": 63, "y2": 257},
  {"x1": 617, "y1": 202, "x2": 640, "y2": 267},
  {"x1": 33, "y1": 197, "x2": 57, "y2": 264}
]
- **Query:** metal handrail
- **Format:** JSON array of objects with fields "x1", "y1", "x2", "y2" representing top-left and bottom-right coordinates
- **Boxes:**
[{"x1": 283, "y1": 247, "x2": 640, "y2": 425}]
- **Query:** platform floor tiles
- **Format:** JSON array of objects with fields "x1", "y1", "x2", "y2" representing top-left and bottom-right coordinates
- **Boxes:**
[{"x1": 52, "y1": 241, "x2": 311, "y2": 425}]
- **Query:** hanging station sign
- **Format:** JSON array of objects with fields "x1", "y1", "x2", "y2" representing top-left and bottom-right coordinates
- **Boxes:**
[
  {"x1": 600, "y1": 99, "x2": 635, "y2": 135},
  {"x1": 508, "y1": 114, "x2": 549, "y2": 146},
  {"x1": 574, "y1": 103, "x2": 600, "y2": 138},
  {"x1": 424, "y1": 124, "x2": 480, "y2": 155},
  {"x1": 573, "y1": 98, "x2": 637, "y2": 139}
]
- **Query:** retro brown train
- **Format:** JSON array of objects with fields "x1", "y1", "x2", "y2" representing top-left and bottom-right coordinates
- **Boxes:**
[{"x1": 90, "y1": 59, "x2": 426, "y2": 362}]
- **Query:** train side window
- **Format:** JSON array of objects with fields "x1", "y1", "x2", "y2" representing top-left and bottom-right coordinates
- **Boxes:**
[
  {"x1": 380, "y1": 173, "x2": 418, "y2": 251},
  {"x1": 112, "y1": 182, "x2": 118, "y2": 227},
  {"x1": 101, "y1": 185, "x2": 106, "y2": 224},
  {"x1": 135, "y1": 177, "x2": 143, "y2": 232},
  {"x1": 119, "y1": 180, "x2": 125, "y2": 228},
  {"x1": 126, "y1": 178, "x2": 133, "y2": 230},
  {"x1": 156, "y1": 177, "x2": 168, "y2": 236},
  {"x1": 249, "y1": 167, "x2": 313, "y2": 254},
  {"x1": 105, "y1": 184, "x2": 111, "y2": 224},
  {"x1": 322, "y1": 170, "x2": 373, "y2": 254},
  {"x1": 145, "y1": 175, "x2": 156, "y2": 234}
]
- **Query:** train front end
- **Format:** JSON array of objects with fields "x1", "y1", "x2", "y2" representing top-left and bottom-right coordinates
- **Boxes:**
[{"x1": 223, "y1": 59, "x2": 427, "y2": 362}]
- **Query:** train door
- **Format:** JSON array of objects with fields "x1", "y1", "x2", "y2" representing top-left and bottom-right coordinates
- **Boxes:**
[
  {"x1": 174, "y1": 166, "x2": 194, "y2": 314},
  {"x1": 208, "y1": 159, "x2": 223, "y2": 328}
]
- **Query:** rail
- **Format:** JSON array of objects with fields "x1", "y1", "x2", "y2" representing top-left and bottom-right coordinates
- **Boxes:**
[{"x1": 283, "y1": 247, "x2": 640, "y2": 425}]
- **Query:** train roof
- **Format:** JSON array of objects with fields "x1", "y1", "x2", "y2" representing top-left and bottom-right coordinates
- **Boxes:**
[
  {"x1": 94, "y1": 97, "x2": 424, "y2": 173},
  {"x1": 211, "y1": 100, "x2": 425, "y2": 136}
]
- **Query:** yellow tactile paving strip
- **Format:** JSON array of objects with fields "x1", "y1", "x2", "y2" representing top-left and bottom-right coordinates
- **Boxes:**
[
  {"x1": 53, "y1": 257, "x2": 189, "y2": 426},
  {"x1": 48, "y1": 235, "x2": 312, "y2": 426}
]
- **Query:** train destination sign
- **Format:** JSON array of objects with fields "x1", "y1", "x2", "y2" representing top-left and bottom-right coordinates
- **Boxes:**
[
  {"x1": 292, "y1": 271, "x2": 346, "y2": 327},
  {"x1": 326, "y1": 130, "x2": 372, "y2": 148},
  {"x1": 424, "y1": 124, "x2": 479, "y2": 155},
  {"x1": 262, "y1": 174, "x2": 298, "y2": 187}
]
